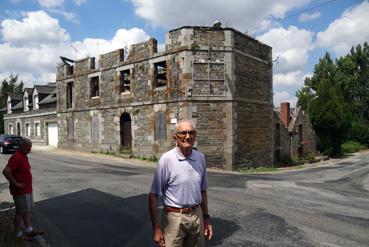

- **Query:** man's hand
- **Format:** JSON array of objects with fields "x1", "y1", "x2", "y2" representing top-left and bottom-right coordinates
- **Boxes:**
[
  {"x1": 204, "y1": 218, "x2": 213, "y2": 240},
  {"x1": 15, "y1": 182, "x2": 25, "y2": 189},
  {"x1": 153, "y1": 227, "x2": 165, "y2": 247}
]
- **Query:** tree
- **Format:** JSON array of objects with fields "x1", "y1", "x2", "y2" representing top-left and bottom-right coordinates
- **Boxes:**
[
  {"x1": 297, "y1": 53, "x2": 351, "y2": 156},
  {"x1": 0, "y1": 74, "x2": 24, "y2": 133},
  {"x1": 336, "y1": 43, "x2": 369, "y2": 146}
]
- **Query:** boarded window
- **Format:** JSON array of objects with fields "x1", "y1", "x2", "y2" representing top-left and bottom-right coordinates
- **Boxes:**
[
  {"x1": 9, "y1": 124, "x2": 13, "y2": 134},
  {"x1": 67, "y1": 117, "x2": 74, "y2": 139},
  {"x1": 90, "y1": 76, "x2": 99, "y2": 97},
  {"x1": 119, "y1": 70, "x2": 131, "y2": 93},
  {"x1": 155, "y1": 111, "x2": 167, "y2": 141},
  {"x1": 66, "y1": 82, "x2": 73, "y2": 108},
  {"x1": 154, "y1": 61, "x2": 167, "y2": 88},
  {"x1": 192, "y1": 61, "x2": 225, "y2": 96},
  {"x1": 91, "y1": 116, "x2": 99, "y2": 142}
]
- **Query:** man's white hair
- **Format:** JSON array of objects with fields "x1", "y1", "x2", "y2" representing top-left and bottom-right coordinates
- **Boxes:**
[{"x1": 175, "y1": 119, "x2": 196, "y2": 132}]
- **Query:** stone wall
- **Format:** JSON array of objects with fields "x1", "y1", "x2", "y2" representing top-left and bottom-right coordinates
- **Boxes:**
[
  {"x1": 290, "y1": 108, "x2": 317, "y2": 157},
  {"x1": 234, "y1": 102, "x2": 273, "y2": 168},
  {"x1": 272, "y1": 111, "x2": 291, "y2": 165}
]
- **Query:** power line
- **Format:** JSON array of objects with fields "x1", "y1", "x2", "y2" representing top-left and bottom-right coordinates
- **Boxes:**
[{"x1": 247, "y1": 0, "x2": 340, "y2": 33}]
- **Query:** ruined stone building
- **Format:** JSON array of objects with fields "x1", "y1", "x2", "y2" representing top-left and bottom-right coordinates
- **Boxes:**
[
  {"x1": 273, "y1": 102, "x2": 317, "y2": 164},
  {"x1": 3, "y1": 83, "x2": 58, "y2": 145},
  {"x1": 56, "y1": 25, "x2": 273, "y2": 170}
]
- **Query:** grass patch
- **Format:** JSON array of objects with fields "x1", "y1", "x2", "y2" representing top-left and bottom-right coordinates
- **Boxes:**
[
  {"x1": 0, "y1": 211, "x2": 28, "y2": 247},
  {"x1": 341, "y1": 141, "x2": 366, "y2": 154},
  {"x1": 237, "y1": 166, "x2": 278, "y2": 173}
]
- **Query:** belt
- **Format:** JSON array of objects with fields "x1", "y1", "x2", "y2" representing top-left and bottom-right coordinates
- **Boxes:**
[{"x1": 164, "y1": 205, "x2": 199, "y2": 214}]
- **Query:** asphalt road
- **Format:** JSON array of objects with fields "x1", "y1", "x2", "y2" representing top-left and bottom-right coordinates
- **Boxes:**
[{"x1": 1, "y1": 147, "x2": 369, "y2": 247}]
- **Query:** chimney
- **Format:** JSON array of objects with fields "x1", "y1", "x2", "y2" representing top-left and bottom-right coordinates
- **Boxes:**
[{"x1": 280, "y1": 102, "x2": 290, "y2": 128}]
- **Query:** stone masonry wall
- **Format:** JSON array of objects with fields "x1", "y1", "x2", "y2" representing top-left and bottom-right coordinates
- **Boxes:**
[
  {"x1": 290, "y1": 109, "x2": 317, "y2": 157},
  {"x1": 234, "y1": 102, "x2": 273, "y2": 168}
]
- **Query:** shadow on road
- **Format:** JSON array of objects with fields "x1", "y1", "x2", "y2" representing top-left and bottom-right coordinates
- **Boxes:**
[{"x1": 33, "y1": 189, "x2": 239, "y2": 247}]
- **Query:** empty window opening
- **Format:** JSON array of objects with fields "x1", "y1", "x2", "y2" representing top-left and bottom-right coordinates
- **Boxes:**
[
  {"x1": 119, "y1": 70, "x2": 131, "y2": 93},
  {"x1": 90, "y1": 76, "x2": 99, "y2": 97},
  {"x1": 67, "y1": 82, "x2": 73, "y2": 108},
  {"x1": 154, "y1": 61, "x2": 167, "y2": 88}
]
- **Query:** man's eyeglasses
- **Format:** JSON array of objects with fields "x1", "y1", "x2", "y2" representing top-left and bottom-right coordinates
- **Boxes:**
[{"x1": 176, "y1": 130, "x2": 196, "y2": 139}]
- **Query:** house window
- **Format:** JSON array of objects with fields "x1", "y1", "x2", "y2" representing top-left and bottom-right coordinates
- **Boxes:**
[
  {"x1": 25, "y1": 123, "x2": 30, "y2": 136},
  {"x1": 154, "y1": 111, "x2": 167, "y2": 141},
  {"x1": 66, "y1": 82, "x2": 73, "y2": 108},
  {"x1": 67, "y1": 117, "x2": 74, "y2": 139},
  {"x1": 9, "y1": 124, "x2": 13, "y2": 134},
  {"x1": 154, "y1": 61, "x2": 167, "y2": 88},
  {"x1": 24, "y1": 96, "x2": 29, "y2": 111},
  {"x1": 90, "y1": 76, "x2": 99, "y2": 97},
  {"x1": 119, "y1": 70, "x2": 131, "y2": 93},
  {"x1": 91, "y1": 116, "x2": 99, "y2": 142},
  {"x1": 34, "y1": 122, "x2": 40, "y2": 136},
  {"x1": 34, "y1": 95, "x2": 39, "y2": 110}
]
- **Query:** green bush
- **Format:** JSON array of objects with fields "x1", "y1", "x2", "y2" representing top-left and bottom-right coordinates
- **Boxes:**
[
  {"x1": 345, "y1": 121, "x2": 369, "y2": 146},
  {"x1": 341, "y1": 141, "x2": 366, "y2": 153}
]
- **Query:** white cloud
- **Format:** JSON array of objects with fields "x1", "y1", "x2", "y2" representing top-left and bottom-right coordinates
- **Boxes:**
[
  {"x1": 274, "y1": 91, "x2": 297, "y2": 108},
  {"x1": 131, "y1": 0, "x2": 310, "y2": 31},
  {"x1": 257, "y1": 26, "x2": 314, "y2": 74},
  {"x1": 38, "y1": 0, "x2": 64, "y2": 8},
  {"x1": 299, "y1": 11, "x2": 321, "y2": 22},
  {"x1": 71, "y1": 28, "x2": 150, "y2": 59},
  {"x1": 273, "y1": 70, "x2": 306, "y2": 87},
  {"x1": 0, "y1": 11, "x2": 150, "y2": 85},
  {"x1": 316, "y1": 1, "x2": 369, "y2": 56},
  {"x1": 49, "y1": 9, "x2": 79, "y2": 23},
  {"x1": 74, "y1": 0, "x2": 87, "y2": 5},
  {"x1": 1, "y1": 11, "x2": 70, "y2": 46}
]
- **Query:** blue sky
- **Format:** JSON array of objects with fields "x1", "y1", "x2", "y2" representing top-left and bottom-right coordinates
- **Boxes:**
[{"x1": 0, "y1": 0, "x2": 368, "y2": 107}]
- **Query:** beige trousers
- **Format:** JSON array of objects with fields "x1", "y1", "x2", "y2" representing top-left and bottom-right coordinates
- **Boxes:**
[{"x1": 161, "y1": 207, "x2": 205, "y2": 247}]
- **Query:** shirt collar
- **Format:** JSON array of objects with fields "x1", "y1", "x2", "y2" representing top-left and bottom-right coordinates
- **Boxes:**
[{"x1": 175, "y1": 147, "x2": 196, "y2": 161}]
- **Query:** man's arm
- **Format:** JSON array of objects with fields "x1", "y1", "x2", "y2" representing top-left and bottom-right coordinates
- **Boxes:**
[
  {"x1": 201, "y1": 190, "x2": 213, "y2": 240},
  {"x1": 2, "y1": 167, "x2": 24, "y2": 189},
  {"x1": 149, "y1": 192, "x2": 165, "y2": 247}
]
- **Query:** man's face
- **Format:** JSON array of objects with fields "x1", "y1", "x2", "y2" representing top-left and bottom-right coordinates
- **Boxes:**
[{"x1": 175, "y1": 122, "x2": 196, "y2": 149}]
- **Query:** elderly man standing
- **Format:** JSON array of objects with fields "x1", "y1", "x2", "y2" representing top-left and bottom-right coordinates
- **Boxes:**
[
  {"x1": 2, "y1": 138, "x2": 43, "y2": 240},
  {"x1": 149, "y1": 119, "x2": 213, "y2": 247}
]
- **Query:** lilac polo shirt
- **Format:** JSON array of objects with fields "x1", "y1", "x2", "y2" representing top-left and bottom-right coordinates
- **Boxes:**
[{"x1": 150, "y1": 147, "x2": 208, "y2": 208}]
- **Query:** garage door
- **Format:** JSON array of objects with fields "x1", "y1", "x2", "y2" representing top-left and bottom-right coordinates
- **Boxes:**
[{"x1": 47, "y1": 122, "x2": 58, "y2": 146}]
